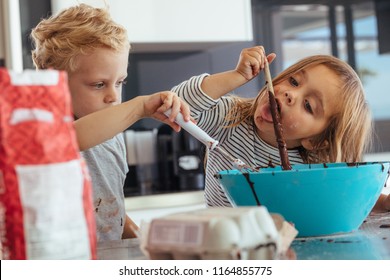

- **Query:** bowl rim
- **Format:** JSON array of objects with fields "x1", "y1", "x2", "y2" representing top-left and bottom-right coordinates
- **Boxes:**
[{"x1": 217, "y1": 161, "x2": 390, "y2": 176}]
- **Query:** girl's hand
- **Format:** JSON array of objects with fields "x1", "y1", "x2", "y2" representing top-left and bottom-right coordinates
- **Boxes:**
[
  {"x1": 236, "y1": 46, "x2": 276, "y2": 81},
  {"x1": 383, "y1": 194, "x2": 390, "y2": 211},
  {"x1": 142, "y1": 91, "x2": 191, "y2": 132},
  {"x1": 372, "y1": 193, "x2": 390, "y2": 212}
]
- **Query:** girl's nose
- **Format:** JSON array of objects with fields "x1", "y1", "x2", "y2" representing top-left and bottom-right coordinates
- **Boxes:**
[{"x1": 285, "y1": 92, "x2": 293, "y2": 105}]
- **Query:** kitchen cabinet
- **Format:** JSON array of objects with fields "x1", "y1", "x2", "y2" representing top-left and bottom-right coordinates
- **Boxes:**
[{"x1": 51, "y1": 0, "x2": 253, "y2": 52}]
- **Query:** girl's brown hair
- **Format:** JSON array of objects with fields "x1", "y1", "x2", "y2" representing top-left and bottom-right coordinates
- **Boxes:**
[
  {"x1": 31, "y1": 3, "x2": 130, "y2": 72},
  {"x1": 227, "y1": 55, "x2": 372, "y2": 163}
]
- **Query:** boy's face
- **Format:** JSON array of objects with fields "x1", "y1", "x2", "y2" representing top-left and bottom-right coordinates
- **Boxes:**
[
  {"x1": 67, "y1": 47, "x2": 129, "y2": 119},
  {"x1": 254, "y1": 64, "x2": 341, "y2": 150}
]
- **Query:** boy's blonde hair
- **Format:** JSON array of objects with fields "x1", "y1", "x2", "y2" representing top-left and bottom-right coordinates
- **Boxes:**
[
  {"x1": 228, "y1": 55, "x2": 372, "y2": 163},
  {"x1": 31, "y1": 3, "x2": 130, "y2": 72}
]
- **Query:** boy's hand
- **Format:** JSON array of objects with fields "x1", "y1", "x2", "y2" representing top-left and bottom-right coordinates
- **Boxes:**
[
  {"x1": 236, "y1": 46, "x2": 276, "y2": 81},
  {"x1": 142, "y1": 91, "x2": 191, "y2": 132}
]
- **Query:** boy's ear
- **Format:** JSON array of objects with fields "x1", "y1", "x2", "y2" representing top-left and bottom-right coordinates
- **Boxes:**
[{"x1": 301, "y1": 138, "x2": 329, "y2": 151}]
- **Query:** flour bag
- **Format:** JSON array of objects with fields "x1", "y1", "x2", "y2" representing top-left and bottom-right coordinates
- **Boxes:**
[{"x1": 0, "y1": 68, "x2": 96, "y2": 259}]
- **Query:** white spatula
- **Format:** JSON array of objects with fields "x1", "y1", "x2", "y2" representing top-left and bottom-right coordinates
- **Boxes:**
[{"x1": 164, "y1": 109, "x2": 257, "y2": 171}]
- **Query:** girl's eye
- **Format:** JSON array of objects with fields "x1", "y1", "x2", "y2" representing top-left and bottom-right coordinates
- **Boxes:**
[
  {"x1": 289, "y1": 77, "x2": 299, "y2": 87},
  {"x1": 304, "y1": 99, "x2": 313, "y2": 114}
]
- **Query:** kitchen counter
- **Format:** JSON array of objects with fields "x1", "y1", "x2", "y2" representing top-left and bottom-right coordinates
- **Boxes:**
[
  {"x1": 97, "y1": 210, "x2": 390, "y2": 260},
  {"x1": 125, "y1": 190, "x2": 204, "y2": 211},
  {"x1": 98, "y1": 191, "x2": 205, "y2": 260},
  {"x1": 125, "y1": 190, "x2": 206, "y2": 227},
  {"x1": 292, "y1": 212, "x2": 390, "y2": 260}
]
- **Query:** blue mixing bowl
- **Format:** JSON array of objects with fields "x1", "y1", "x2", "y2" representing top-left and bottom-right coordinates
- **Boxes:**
[{"x1": 216, "y1": 162, "x2": 389, "y2": 237}]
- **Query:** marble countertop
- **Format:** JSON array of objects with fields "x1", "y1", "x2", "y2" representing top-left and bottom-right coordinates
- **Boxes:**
[
  {"x1": 292, "y1": 212, "x2": 390, "y2": 260},
  {"x1": 125, "y1": 190, "x2": 204, "y2": 211},
  {"x1": 97, "y1": 211, "x2": 390, "y2": 260}
]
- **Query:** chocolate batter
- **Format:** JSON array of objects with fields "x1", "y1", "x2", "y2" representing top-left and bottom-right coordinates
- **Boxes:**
[
  {"x1": 267, "y1": 89, "x2": 292, "y2": 170},
  {"x1": 264, "y1": 59, "x2": 292, "y2": 170}
]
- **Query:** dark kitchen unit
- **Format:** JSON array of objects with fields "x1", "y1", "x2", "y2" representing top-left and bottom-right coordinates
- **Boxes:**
[
  {"x1": 158, "y1": 125, "x2": 205, "y2": 191},
  {"x1": 123, "y1": 126, "x2": 206, "y2": 197}
]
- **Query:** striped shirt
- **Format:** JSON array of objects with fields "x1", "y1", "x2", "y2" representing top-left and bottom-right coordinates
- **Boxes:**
[{"x1": 172, "y1": 74, "x2": 304, "y2": 207}]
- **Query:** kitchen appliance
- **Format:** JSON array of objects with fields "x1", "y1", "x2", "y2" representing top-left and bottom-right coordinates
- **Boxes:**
[
  {"x1": 124, "y1": 129, "x2": 158, "y2": 195},
  {"x1": 156, "y1": 124, "x2": 179, "y2": 192},
  {"x1": 124, "y1": 125, "x2": 204, "y2": 195},
  {"x1": 216, "y1": 162, "x2": 390, "y2": 237},
  {"x1": 157, "y1": 124, "x2": 205, "y2": 192}
]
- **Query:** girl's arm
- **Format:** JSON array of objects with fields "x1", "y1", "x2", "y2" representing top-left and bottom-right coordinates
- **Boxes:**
[
  {"x1": 372, "y1": 193, "x2": 390, "y2": 212},
  {"x1": 74, "y1": 91, "x2": 191, "y2": 151},
  {"x1": 200, "y1": 46, "x2": 276, "y2": 100}
]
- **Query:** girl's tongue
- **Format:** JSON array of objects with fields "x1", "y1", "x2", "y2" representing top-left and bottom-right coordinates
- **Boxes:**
[{"x1": 261, "y1": 104, "x2": 274, "y2": 123}]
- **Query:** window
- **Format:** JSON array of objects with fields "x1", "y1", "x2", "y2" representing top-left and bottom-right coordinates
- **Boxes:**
[
  {"x1": 280, "y1": 3, "x2": 390, "y2": 121},
  {"x1": 277, "y1": 3, "x2": 390, "y2": 152}
]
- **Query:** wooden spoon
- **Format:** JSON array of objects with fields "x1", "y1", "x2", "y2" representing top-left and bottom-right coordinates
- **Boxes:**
[{"x1": 264, "y1": 59, "x2": 292, "y2": 170}]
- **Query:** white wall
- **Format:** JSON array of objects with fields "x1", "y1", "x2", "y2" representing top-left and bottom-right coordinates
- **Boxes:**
[
  {"x1": 0, "y1": 0, "x2": 4, "y2": 62},
  {"x1": 0, "y1": 0, "x2": 23, "y2": 70}
]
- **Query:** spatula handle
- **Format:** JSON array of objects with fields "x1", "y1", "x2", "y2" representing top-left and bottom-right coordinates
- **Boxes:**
[{"x1": 164, "y1": 109, "x2": 219, "y2": 150}]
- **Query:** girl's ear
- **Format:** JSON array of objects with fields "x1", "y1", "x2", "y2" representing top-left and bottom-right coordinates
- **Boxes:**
[{"x1": 301, "y1": 138, "x2": 329, "y2": 151}]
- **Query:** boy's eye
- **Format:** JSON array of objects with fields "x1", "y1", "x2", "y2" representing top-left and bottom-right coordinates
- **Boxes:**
[
  {"x1": 304, "y1": 99, "x2": 313, "y2": 114},
  {"x1": 116, "y1": 80, "x2": 127, "y2": 87},
  {"x1": 94, "y1": 82, "x2": 105, "y2": 89},
  {"x1": 289, "y1": 77, "x2": 299, "y2": 87}
]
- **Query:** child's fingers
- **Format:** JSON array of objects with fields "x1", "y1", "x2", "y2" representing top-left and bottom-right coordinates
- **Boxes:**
[
  {"x1": 180, "y1": 100, "x2": 191, "y2": 122},
  {"x1": 237, "y1": 46, "x2": 273, "y2": 79},
  {"x1": 166, "y1": 95, "x2": 181, "y2": 122},
  {"x1": 267, "y1": 53, "x2": 277, "y2": 64},
  {"x1": 246, "y1": 46, "x2": 269, "y2": 72},
  {"x1": 155, "y1": 91, "x2": 173, "y2": 111}
]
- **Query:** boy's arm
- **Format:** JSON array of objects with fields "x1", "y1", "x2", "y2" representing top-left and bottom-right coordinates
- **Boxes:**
[
  {"x1": 122, "y1": 214, "x2": 139, "y2": 239},
  {"x1": 200, "y1": 46, "x2": 276, "y2": 100},
  {"x1": 74, "y1": 91, "x2": 191, "y2": 151}
]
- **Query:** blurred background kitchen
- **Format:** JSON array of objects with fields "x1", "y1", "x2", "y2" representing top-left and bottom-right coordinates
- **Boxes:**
[{"x1": 1, "y1": 0, "x2": 389, "y2": 223}]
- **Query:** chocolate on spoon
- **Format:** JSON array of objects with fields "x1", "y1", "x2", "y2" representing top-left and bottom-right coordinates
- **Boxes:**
[{"x1": 264, "y1": 59, "x2": 292, "y2": 170}]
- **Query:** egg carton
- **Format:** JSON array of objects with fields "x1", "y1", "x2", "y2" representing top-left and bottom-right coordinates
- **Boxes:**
[{"x1": 140, "y1": 206, "x2": 297, "y2": 260}]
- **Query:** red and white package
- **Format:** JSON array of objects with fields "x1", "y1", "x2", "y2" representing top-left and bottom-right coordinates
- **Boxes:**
[{"x1": 0, "y1": 68, "x2": 96, "y2": 259}]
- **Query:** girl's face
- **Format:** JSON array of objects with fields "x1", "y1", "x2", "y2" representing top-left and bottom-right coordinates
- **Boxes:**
[
  {"x1": 254, "y1": 64, "x2": 341, "y2": 150},
  {"x1": 68, "y1": 47, "x2": 128, "y2": 119}
]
